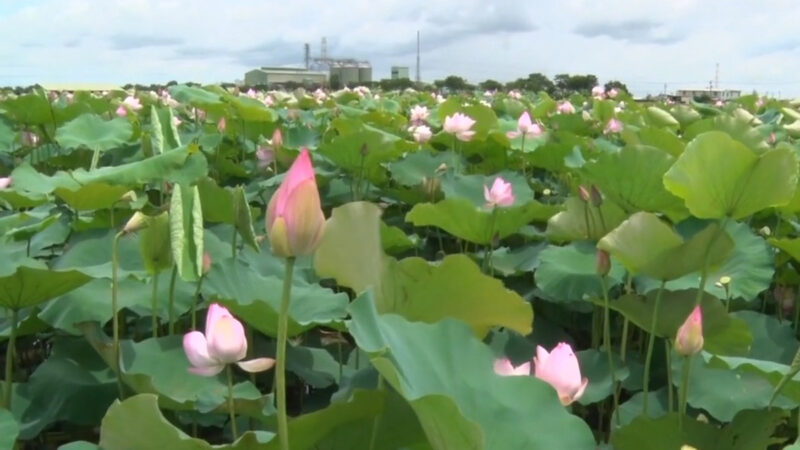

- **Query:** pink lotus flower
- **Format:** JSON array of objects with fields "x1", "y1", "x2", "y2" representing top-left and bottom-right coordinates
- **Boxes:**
[
  {"x1": 494, "y1": 358, "x2": 531, "y2": 376},
  {"x1": 675, "y1": 306, "x2": 704, "y2": 356},
  {"x1": 756, "y1": 97, "x2": 765, "y2": 109},
  {"x1": 183, "y1": 303, "x2": 275, "y2": 376},
  {"x1": 122, "y1": 96, "x2": 142, "y2": 110},
  {"x1": 246, "y1": 88, "x2": 257, "y2": 98},
  {"x1": 0, "y1": 177, "x2": 11, "y2": 189},
  {"x1": 193, "y1": 108, "x2": 207, "y2": 121},
  {"x1": 592, "y1": 85, "x2": 605, "y2": 99},
  {"x1": 484, "y1": 177, "x2": 514, "y2": 207},
  {"x1": 411, "y1": 125, "x2": 432, "y2": 144},
  {"x1": 443, "y1": 113, "x2": 476, "y2": 142},
  {"x1": 115, "y1": 105, "x2": 128, "y2": 117},
  {"x1": 604, "y1": 118, "x2": 623, "y2": 134},
  {"x1": 263, "y1": 95, "x2": 275, "y2": 107},
  {"x1": 271, "y1": 128, "x2": 283, "y2": 149},
  {"x1": 266, "y1": 149, "x2": 325, "y2": 257},
  {"x1": 534, "y1": 343, "x2": 588, "y2": 405},
  {"x1": 507, "y1": 111, "x2": 544, "y2": 139},
  {"x1": 508, "y1": 90, "x2": 522, "y2": 100},
  {"x1": 608, "y1": 88, "x2": 619, "y2": 99},
  {"x1": 409, "y1": 105, "x2": 430, "y2": 124},
  {"x1": 217, "y1": 117, "x2": 226, "y2": 132},
  {"x1": 769, "y1": 132, "x2": 776, "y2": 144},
  {"x1": 715, "y1": 100, "x2": 724, "y2": 107},
  {"x1": 557, "y1": 101, "x2": 576, "y2": 114},
  {"x1": 313, "y1": 88, "x2": 328, "y2": 102}
]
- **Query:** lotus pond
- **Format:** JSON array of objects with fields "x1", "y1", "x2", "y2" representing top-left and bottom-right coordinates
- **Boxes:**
[{"x1": 1, "y1": 85, "x2": 800, "y2": 449}]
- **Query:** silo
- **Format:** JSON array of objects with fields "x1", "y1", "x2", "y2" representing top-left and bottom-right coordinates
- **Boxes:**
[
  {"x1": 358, "y1": 66, "x2": 372, "y2": 83},
  {"x1": 340, "y1": 66, "x2": 360, "y2": 86}
]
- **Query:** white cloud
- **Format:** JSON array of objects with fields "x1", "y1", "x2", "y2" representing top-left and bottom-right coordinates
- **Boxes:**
[{"x1": 0, "y1": 0, "x2": 798, "y2": 97}]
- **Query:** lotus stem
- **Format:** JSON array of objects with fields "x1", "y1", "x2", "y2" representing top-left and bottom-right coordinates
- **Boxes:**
[
  {"x1": 678, "y1": 355, "x2": 692, "y2": 430},
  {"x1": 2, "y1": 308, "x2": 18, "y2": 410},
  {"x1": 642, "y1": 280, "x2": 666, "y2": 415},
  {"x1": 600, "y1": 276, "x2": 620, "y2": 426},
  {"x1": 665, "y1": 340, "x2": 674, "y2": 412},
  {"x1": 151, "y1": 271, "x2": 160, "y2": 338},
  {"x1": 190, "y1": 277, "x2": 203, "y2": 330},
  {"x1": 167, "y1": 266, "x2": 178, "y2": 335},
  {"x1": 111, "y1": 231, "x2": 125, "y2": 398},
  {"x1": 276, "y1": 257, "x2": 296, "y2": 450},
  {"x1": 367, "y1": 375, "x2": 385, "y2": 450},
  {"x1": 226, "y1": 364, "x2": 238, "y2": 440}
]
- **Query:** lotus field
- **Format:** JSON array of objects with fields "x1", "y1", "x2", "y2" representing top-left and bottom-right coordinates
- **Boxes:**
[{"x1": 2, "y1": 84, "x2": 800, "y2": 449}]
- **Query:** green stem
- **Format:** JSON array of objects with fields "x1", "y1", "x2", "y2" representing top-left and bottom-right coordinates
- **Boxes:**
[
  {"x1": 482, "y1": 208, "x2": 499, "y2": 274},
  {"x1": 2, "y1": 308, "x2": 18, "y2": 410},
  {"x1": 90, "y1": 149, "x2": 101, "y2": 171},
  {"x1": 167, "y1": 266, "x2": 178, "y2": 335},
  {"x1": 642, "y1": 280, "x2": 666, "y2": 415},
  {"x1": 232, "y1": 227, "x2": 238, "y2": 259},
  {"x1": 367, "y1": 375, "x2": 385, "y2": 450},
  {"x1": 665, "y1": 340, "x2": 674, "y2": 413},
  {"x1": 151, "y1": 272, "x2": 160, "y2": 338},
  {"x1": 693, "y1": 218, "x2": 728, "y2": 308},
  {"x1": 678, "y1": 355, "x2": 693, "y2": 429},
  {"x1": 111, "y1": 232, "x2": 125, "y2": 398},
  {"x1": 191, "y1": 277, "x2": 203, "y2": 330},
  {"x1": 600, "y1": 276, "x2": 620, "y2": 426},
  {"x1": 276, "y1": 257, "x2": 296, "y2": 450},
  {"x1": 520, "y1": 134, "x2": 527, "y2": 178},
  {"x1": 226, "y1": 364, "x2": 238, "y2": 440},
  {"x1": 337, "y1": 339, "x2": 343, "y2": 384},
  {"x1": 620, "y1": 318, "x2": 630, "y2": 362}
]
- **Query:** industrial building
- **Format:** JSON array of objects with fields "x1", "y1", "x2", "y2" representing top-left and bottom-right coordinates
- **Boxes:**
[
  {"x1": 328, "y1": 61, "x2": 372, "y2": 86},
  {"x1": 243, "y1": 67, "x2": 328, "y2": 87},
  {"x1": 675, "y1": 88, "x2": 741, "y2": 103},
  {"x1": 391, "y1": 66, "x2": 410, "y2": 80}
]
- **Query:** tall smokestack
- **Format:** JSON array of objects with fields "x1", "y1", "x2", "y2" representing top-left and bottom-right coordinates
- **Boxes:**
[
  {"x1": 415, "y1": 30, "x2": 421, "y2": 83},
  {"x1": 304, "y1": 43, "x2": 310, "y2": 69}
]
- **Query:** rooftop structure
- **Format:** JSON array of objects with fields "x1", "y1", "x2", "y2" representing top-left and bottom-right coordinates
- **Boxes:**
[{"x1": 244, "y1": 67, "x2": 328, "y2": 87}]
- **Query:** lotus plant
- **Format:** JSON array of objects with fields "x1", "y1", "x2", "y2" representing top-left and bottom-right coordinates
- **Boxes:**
[
  {"x1": 534, "y1": 343, "x2": 588, "y2": 406},
  {"x1": 443, "y1": 113, "x2": 476, "y2": 142},
  {"x1": 184, "y1": 304, "x2": 274, "y2": 439},
  {"x1": 116, "y1": 96, "x2": 142, "y2": 117},
  {"x1": 409, "y1": 105, "x2": 430, "y2": 124},
  {"x1": 557, "y1": 101, "x2": 576, "y2": 114},
  {"x1": 411, "y1": 125, "x2": 432, "y2": 144},
  {"x1": 265, "y1": 148, "x2": 325, "y2": 450},
  {"x1": 675, "y1": 306, "x2": 704, "y2": 426},
  {"x1": 494, "y1": 358, "x2": 531, "y2": 376},
  {"x1": 484, "y1": 177, "x2": 514, "y2": 208},
  {"x1": 604, "y1": 118, "x2": 623, "y2": 134},
  {"x1": 0, "y1": 177, "x2": 11, "y2": 189}
]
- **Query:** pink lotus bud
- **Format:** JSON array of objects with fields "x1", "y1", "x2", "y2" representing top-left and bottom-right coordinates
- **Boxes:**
[
  {"x1": 608, "y1": 88, "x2": 619, "y2": 98},
  {"x1": 484, "y1": 177, "x2": 514, "y2": 208},
  {"x1": 263, "y1": 95, "x2": 275, "y2": 107},
  {"x1": 592, "y1": 85, "x2": 605, "y2": 99},
  {"x1": 596, "y1": 249, "x2": 610, "y2": 276},
  {"x1": 675, "y1": 306, "x2": 704, "y2": 356},
  {"x1": 246, "y1": 88, "x2": 257, "y2": 98},
  {"x1": 557, "y1": 101, "x2": 576, "y2": 114},
  {"x1": 589, "y1": 185, "x2": 603, "y2": 207},
  {"x1": 123, "y1": 211, "x2": 148, "y2": 234},
  {"x1": 507, "y1": 111, "x2": 544, "y2": 139},
  {"x1": 202, "y1": 252, "x2": 212, "y2": 275},
  {"x1": 265, "y1": 149, "x2": 326, "y2": 257},
  {"x1": 715, "y1": 100, "x2": 724, "y2": 107},
  {"x1": 412, "y1": 125, "x2": 432, "y2": 144},
  {"x1": 494, "y1": 358, "x2": 531, "y2": 376},
  {"x1": 183, "y1": 303, "x2": 275, "y2": 376},
  {"x1": 217, "y1": 117, "x2": 226, "y2": 132},
  {"x1": 756, "y1": 98, "x2": 765, "y2": 109},
  {"x1": 769, "y1": 132, "x2": 776, "y2": 145},
  {"x1": 775, "y1": 285, "x2": 795, "y2": 316},
  {"x1": 409, "y1": 105, "x2": 430, "y2": 124},
  {"x1": 115, "y1": 105, "x2": 128, "y2": 117},
  {"x1": 271, "y1": 128, "x2": 283, "y2": 149},
  {"x1": 604, "y1": 118, "x2": 623, "y2": 134},
  {"x1": 443, "y1": 112, "x2": 476, "y2": 142},
  {"x1": 578, "y1": 185, "x2": 591, "y2": 203},
  {"x1": 0, "y1": 177, "x2": 11, "y2": 189},
  {"x1": 534, "y1": 343, "x2": 588, "y2": 405}
]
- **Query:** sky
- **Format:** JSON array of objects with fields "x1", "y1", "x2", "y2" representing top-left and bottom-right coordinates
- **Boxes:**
[{"x1": 1, "y1": 0, "x2": 799, "y2": 97}]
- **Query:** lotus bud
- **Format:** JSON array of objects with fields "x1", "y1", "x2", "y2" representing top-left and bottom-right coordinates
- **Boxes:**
[
  {"x1": 119, "y1": 190, "x2": 137, "y2": 203},
  {"x1": 493, "y1": 358, "x2": 531, "y2": 376},
  {"x1": 589, "y1": 185, "x2": 603, "y2": 207},
  {"x1": 675, "y1": 306, "x2": 704, "y2": 356},
  {"x1": 217, "y1": 117, "x2": 226, "y2": 132},
  {"x1": 578, "y1": 185, "x2": 591, "y2": 203},
  {"x1": 543, "y1": 188, "x2": 552, "y2": 196},
  {"x1": 0, "y1": 177, "x2": 11, "y2": 189},
  {"x1": 202, "y1": 252, "x2": 212, "y2": 275},
  {"x1": 271, "y1": 128, "x2": 283, "y2": 149},
  {"x1": 534, "y1": 343, "x2": 588, "y2": 405},
  {"x1": 759, "y1": 226, "x2": 771, "y2": 236},
  {"x1": 596, "y1": 249, "x2": 611, "y2": 276},
  {"x1": 266, "y1": 149, "x2": 325, "y2": 257},
  {"x1": 123, "y1": 211, "x2": 148, "y2": 234}
]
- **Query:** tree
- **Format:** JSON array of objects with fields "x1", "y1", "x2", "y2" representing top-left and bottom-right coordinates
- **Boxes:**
[
  {"x1": 480, "y1": 79, "x2": 503, "y2": 91},
  {"x1": 604, "y1": 80, "x2": 629, "y2": 95},
  {"x1": 554, "y1": 73, "x2": 598, "y2": 97},
  {"x1": 379, "y1": 78, "x2": 414, "y2": 91},
  {"x1": 442, "y1": 75, "x2": 469, "y2": 92}
]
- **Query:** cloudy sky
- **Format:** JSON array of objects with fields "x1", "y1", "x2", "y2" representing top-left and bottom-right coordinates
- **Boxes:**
[{"x1": 1, "y1": 0, "x2": 799, "y2": 97}]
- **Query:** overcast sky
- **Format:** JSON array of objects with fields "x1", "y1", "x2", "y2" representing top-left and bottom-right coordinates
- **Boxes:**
[{"x1": 1, "y1": 0, "x2": 799, "y2": 97}]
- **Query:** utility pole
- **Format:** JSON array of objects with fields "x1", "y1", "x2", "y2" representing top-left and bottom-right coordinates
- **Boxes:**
[
  {"x1": 715, "y1": 62, "x2": 719, "y2": 89},
  {"x1": 415, "y1": 30, "x2": 421, "y2": 83}
]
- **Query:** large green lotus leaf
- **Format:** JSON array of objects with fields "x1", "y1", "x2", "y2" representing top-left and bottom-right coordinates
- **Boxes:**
[
  {"x1": 318, "y1": 129, "x2": 405, "y2": 185},
  {"x1": 672, "y1": 354, "x2": 794, "y2": 422},
  {"x1": 140, "y1": 212, "x2": 173, "y2": 274},
  {"x1": 0, "y1": 259, "x2": 92, "y2": 310},
  {"x1": 732, "y1": 310, "x2": 798, "y2": 364},
  {"x1": 436, "y1": 98, "x2": 498, "y2": 139},
  {"x1": 204, "y1": 258, "x2": 348, "y2": 337},
  {"x1": 80, "y1": 328, "x2": 270, "y2": 417},
  {"x1": 645, "y1": 106, "x2": 679, "y2": 128},
  {"x1": 170, "y1": 184, "x2": 204, "y2": 282},
  {"x1": 55, "y1": 113, "x2": 132, "y2": 152},
  {"x1": 0, "y1": 409, "x2": 18, "y2": 449},
  {"x1": 68, "y1": 146, "x2": 194, "y2": 187},
  {"x1": 612, "y1": 388, "x2": 669, "y2": 427},
  {"x1": 407, "y1": 197, "x2": 554, "y2": 245},
  {"x1": 228, "y1": 95, "x2": 277, "y2": 122},
  {"x1": 582, "y1": 145, "x2": 688, "y2": 221},
  {"x1": 168, "y1": 84, "x2": 224, "y2": 109},
  {"x1": 40, "y1": 275, "x2": 197, "y2": 335},
  {"x1": 545, "y1": 197, "x2": 627, "y2": 243},
  {"x1": 380, "y1": 254, "x2": 533, "y2": 337},
  {"x1": 663, "y1": 131, "x2": 798, "y2": 219},
  {"x1": 575, "y1": 349, "x2": 629, "y2": 405},
  {"x1": 57, "y1": 441, "x2": 101, "y2": 450},
  {"x1": 53, "y1": 228, "x2": 146, "y2": 279},
  {"x1": 1, "y1": 92, "x2": 52, "y2": 125},
  {"x1": 487, "y1": 243, "x2": 547, "y2": 277},
  {"x1": 534, "y1": 241, "x2": 626, "y2": 303},
  {"x1": 54, "y1": 182, "x2": 131, "y2": 211},
  {"x1": 439, "y1": 172, "x2": 538, "y2": 209},
  {"x1": 232, "y1": 186, "x2": 259, "y2": 252},
  {"x1": 197, "y1": 177, "x2": 235, "y2": 223},
  {"x1": 388, "y1": 151, "x2": 456, "y2": 188},
  {"x1": 598, "y1": 212, "x2": 733, "y2": 281},
  {"x1": 684, "y1": 115, "x2": 769, "y2": 153},
  {"x1": 636, "y1": 127, "x2": 685, "y2": 157},
  {"x1": 11, "y1": 338, "x2": 116, "y2": 439},
  {"x1": 379, "y1": 221, "x2": 415, "y2": 255},
  {"x1": 527, "y1": 132, "x2": 588, "y2": 173},
  {"x1": 612, "y1": 410, "x2": 786, "y2": 450},
  {"x1": 638, "y1": 221, "x2": 774, "y2": 302},
  {"x1": 347, "y1": 294, "x2": 596, "y2": 450},
  {"x1": 151, "y1": 106, "x2": 181, "y2": 153},
  {"x1": 607, "y1": 290, "x2": 751, "y2": 356},
  {"x1": 314, "y1": 202, "x2": 386, "y2": 296},
  {"x1": 0, "y1": 117, "x2": 14, "y2": 151}
]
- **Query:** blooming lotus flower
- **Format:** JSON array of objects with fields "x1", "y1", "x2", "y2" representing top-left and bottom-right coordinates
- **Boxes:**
[
  {"x1": 436, "y1": 94, "x2": 446, "y2": 104},
  {"x1": 557, "y1": 101, "x2": 576, "y2": 114},
  {"x1": 117, "y1": 96, "x2": 142, "y2": 116},
  {"x1": 604, "y1": 118, "x2": 623, "y2": 134},
  {"x1": 534, "y1": 343, "x2": 588, "y2": 405},
  {"x1": 217, "y1": 117, "x2": 226, "y2": 132},
  {"x1": 246, "y1": 88, "x2": 257, "y2": 98},
  {"x1": 0, "y1": 177, "x2": 11, "y2": 189},
  {"x1": 507, "y1": 111, "x2": 544, "y2": 139},
  {"x1": 443, "y1": 113, "x2": 476, "y2": 142},
  {"x1": 715, "y1": 99, "x2": 724, "y2": 107},
  {"x1": 494, "y1": 358, "x2": 531, "y2": 376},
  {"x1": 675, "y1": 306, "x2": 704, "y2": 356},
  {"x1": 608, "y1": 88, "x2": 619, "y2": 99},
  {"x1": 755, "y1": 97, "x2": 765, "y2": 109},
  {"x1": 115, "y1": 105, "x2": 128, "y2": 117},
  {"x1": 508, "y1": 90, "x2": 522, "y2": 100},
  {"x1": 353, "y1": 86, "x2": 370, "y2": 97},
  {"x1": 483, "y1": 90, "x2": 494, "y2": 97},
  {"x1": 411, "y1": 125, "x2": 432, "y2": 144},
  {"x1": 592, "y1": 85, "x2": 605, "y2": 99},
  {"x1": 183, "y1": 304, "x2": 275, "y2": 376},
  {"x1": 263, "y1": 95, "x2": 275, "y2": 107},
  {"x1": 266, "y1": 149, "x2": 325, "y2": 257},
  {"x1": 409, "y1": 105, "x2": 430, "y2": 123},
  {"x1": 484, "y1": 177, "x2": 514, "y2": 207}
]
